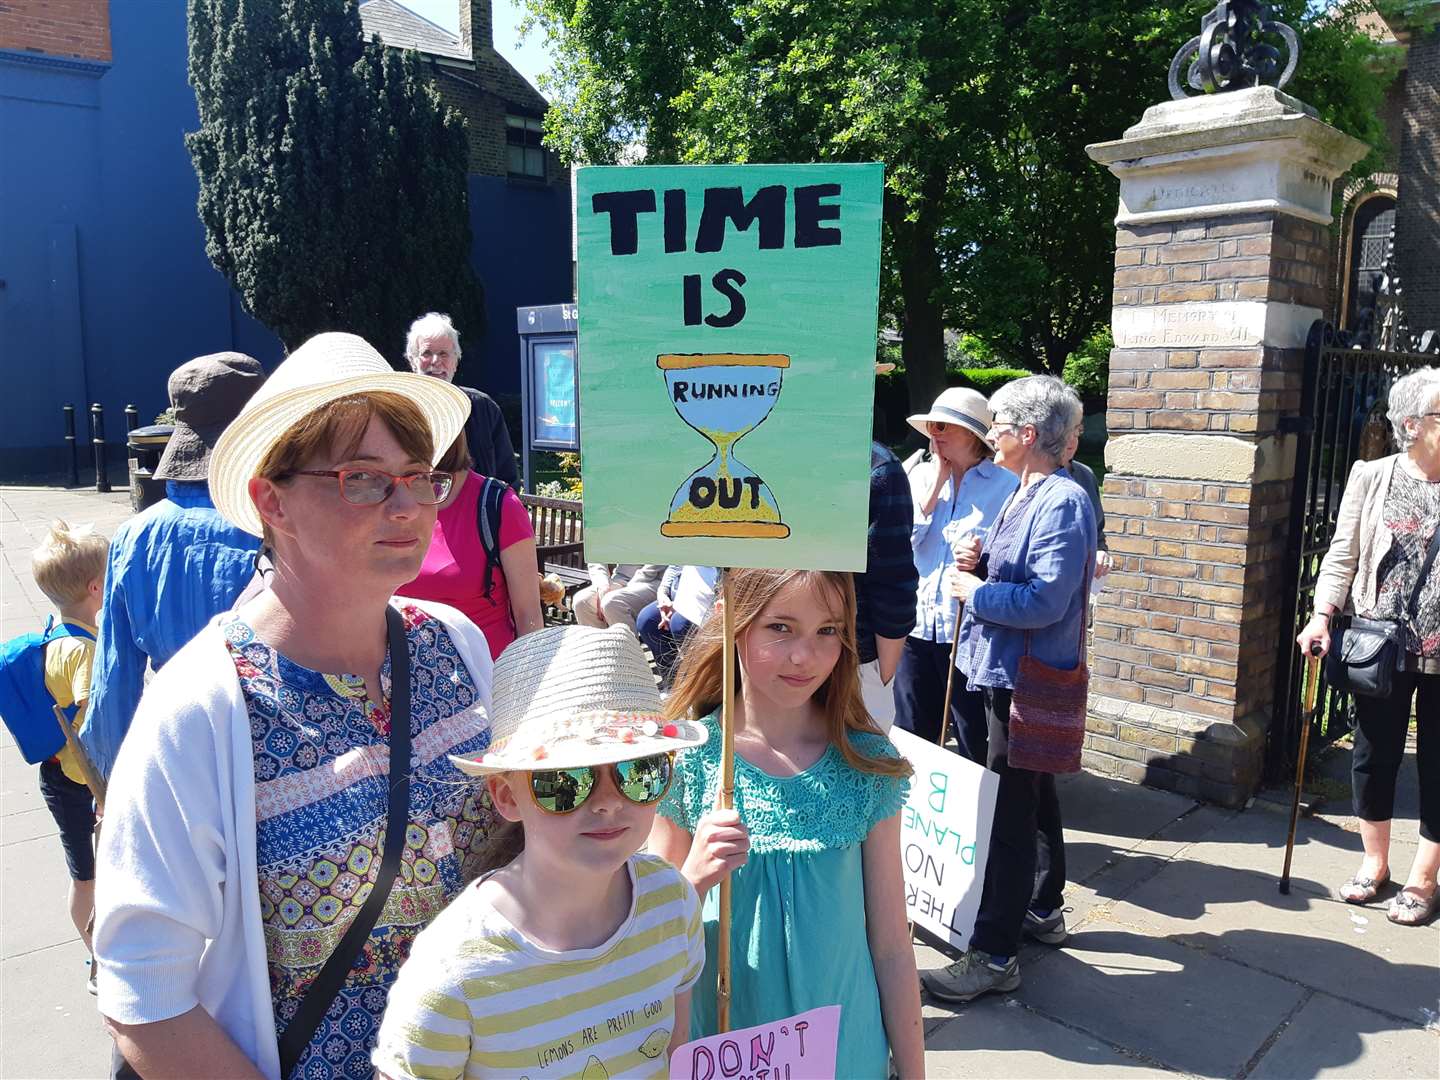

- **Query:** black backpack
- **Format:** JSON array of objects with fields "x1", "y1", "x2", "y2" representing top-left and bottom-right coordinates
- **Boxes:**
[{"x1": 473, "y1": 475, "x2": 508, "y2": 599}]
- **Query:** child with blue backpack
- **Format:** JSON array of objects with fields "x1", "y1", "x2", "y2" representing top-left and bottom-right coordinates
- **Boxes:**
[{"x1": 0, "y1": 520, "x2": 109, "y2": 988}]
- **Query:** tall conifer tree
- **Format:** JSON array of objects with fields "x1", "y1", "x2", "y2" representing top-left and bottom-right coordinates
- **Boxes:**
[{"x1": 187, "y1": 0, "x2": 486, "y2": 359}]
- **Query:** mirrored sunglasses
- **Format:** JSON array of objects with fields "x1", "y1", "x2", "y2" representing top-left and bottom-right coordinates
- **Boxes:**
[{"x1": 528, "y1": 753, "x2": 674, "y2": 814}]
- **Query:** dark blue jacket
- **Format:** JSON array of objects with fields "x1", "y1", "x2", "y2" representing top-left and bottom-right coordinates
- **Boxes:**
[{"x1": 856, "y1": 443, "x2": 919, "y2": 663}]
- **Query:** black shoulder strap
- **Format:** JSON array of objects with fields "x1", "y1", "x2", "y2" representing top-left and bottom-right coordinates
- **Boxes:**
[
  {"x1": 1410, "y1": 523, "x2": 1440, "y2": 613},
  {"x1": 474, "y1": 476, "x2": 505, "y2": 598},
  {"x1": 278, "y1": 604, "x2": 413, "y2": 1078}
]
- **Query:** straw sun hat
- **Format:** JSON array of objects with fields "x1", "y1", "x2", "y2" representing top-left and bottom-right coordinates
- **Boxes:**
[
  {"x1": 906, "y1": 386, "x2": 993, "y2": 443},
  {"x1": 451, "y1": 625, "x2": 709, "y2": 777},
  {"x1": 208, "y1": 332, "x2": 471, "y2": 537}
]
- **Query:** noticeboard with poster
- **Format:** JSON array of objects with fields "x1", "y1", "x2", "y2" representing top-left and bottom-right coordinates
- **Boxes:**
[{"x1": 575, "y1": 163, "x2": 884, "y2": 571}]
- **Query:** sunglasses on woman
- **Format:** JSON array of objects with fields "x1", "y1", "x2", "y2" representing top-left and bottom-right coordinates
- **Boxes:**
[
  {"x1": 285, "y1": 468, "x2": 453, "y2": 506},
  {"x1": 528, "y1": 753, "x2": 674, "y2": 814}
]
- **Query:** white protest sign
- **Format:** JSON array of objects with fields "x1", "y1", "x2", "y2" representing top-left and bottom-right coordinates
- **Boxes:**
[{"x1": 889, "y1": 727, "x2": 997, "y2": 950}]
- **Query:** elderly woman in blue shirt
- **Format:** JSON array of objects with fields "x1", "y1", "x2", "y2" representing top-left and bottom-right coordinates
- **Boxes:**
[
  {"x1": 922, "y1": 375, "x2": 1095, "y2": 1006},
  {"x1": 894, "y1": 388, "x2": 1017, "y2": 758}
]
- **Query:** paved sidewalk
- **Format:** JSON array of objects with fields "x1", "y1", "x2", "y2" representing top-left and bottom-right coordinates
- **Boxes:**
[
  {"x1": 3, "y1": 484, "x2": 1437, "y2": 1078},
  {"x1": 2, "y1": 484, "x2": 132, "y2": 1079}
]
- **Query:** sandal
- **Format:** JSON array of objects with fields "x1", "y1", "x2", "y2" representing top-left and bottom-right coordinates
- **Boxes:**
[
  {"x1": 1387, "y1": 889, "x2": 1438, "y2": 926},
  {"x1": 1338, "y1": 872, "x2": 1389, "y2": 904}
]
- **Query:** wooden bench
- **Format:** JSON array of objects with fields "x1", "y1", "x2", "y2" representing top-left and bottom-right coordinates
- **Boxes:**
[{"x1": 520, "y1": 493, "x2": 587, "y2": 623}]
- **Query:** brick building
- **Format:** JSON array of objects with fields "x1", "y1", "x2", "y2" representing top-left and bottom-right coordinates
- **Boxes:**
[
  {"x1": 358, "y1": 0, "x2": 564, "y2": 186},
  {"x1": 0, "y1": 0, "x2": 110, "y2": 61},
  {"x1": 1334, "y1": 3, "x2": 1440, "y2": 338}
]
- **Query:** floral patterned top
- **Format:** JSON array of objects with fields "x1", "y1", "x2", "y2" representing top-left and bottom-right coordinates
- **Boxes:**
[
  {"x1": 1373, "y1": 467, "x2": 1440, "y2": 674},
  {"x1": 222, "y1": 603, "x2": 495, "y2": 1079}
]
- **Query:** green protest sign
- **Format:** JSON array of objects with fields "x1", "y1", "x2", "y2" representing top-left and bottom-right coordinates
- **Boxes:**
[{"x1": 576, "y1": 163, "x2": 884, "y2": 572}]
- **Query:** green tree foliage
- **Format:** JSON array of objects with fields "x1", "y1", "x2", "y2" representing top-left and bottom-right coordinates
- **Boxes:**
[
  {"x1": 525, "y1": 0, "x2": 1394, "y2": 408},
  {"x1": 187, "y1": 0, "x2": 486, "y2": 359},
  {"x1": 1063, "y1": 326, "x2": 1114, "y2": 401}
]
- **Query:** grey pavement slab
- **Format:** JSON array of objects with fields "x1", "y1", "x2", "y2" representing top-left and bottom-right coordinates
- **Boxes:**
[
  {"x1": 3, "y1": 805, "x2": 62, "y2": 845},
  {"x1": 1160, "y1": 805, "x2": 1420, "y2": 906},
  {"x1": 1107, "y1": 852, "x2": 1439, "y2": 1026},
  {"x1": 1249, "y1": 990, "x2": 1440, "y2": 1079},
  {"x1": 1010, "y1": 920, "x2": 1309, "y2": 1078},
  {"x1": 1057, "y1": 770, "x2": 1198, "y2": 848},
  {"x1": 925, "y1": 996, "x2": 1172, "y2": 1078},
  {"x1": 0, "y1": 939, "x2": 110, "y2": 1080},
  {"x1": 3, "y1": 751, "x2": 48, "y2": 819},
  {"x1": 1, "y1": 833, "x2": 88, "y2": 960}
]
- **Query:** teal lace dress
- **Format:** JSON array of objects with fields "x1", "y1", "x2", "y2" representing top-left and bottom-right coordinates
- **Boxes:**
[{"x1": 659, "y1": 712, "x2": 909, "y2": 1077}]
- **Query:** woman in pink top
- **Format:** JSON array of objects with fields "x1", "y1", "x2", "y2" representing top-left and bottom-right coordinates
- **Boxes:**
[{"x1": 400, "y1": 438, "x2": 543, "y2": 658}]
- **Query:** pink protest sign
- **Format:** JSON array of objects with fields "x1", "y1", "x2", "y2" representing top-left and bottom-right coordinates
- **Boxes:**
[{"x1": 668, "y1": 1005, "x2": 841, "y2": 1080}]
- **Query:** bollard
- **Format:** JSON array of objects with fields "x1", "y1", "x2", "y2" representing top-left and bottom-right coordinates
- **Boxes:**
[
  {"x1": 63, "y1": 404, "x2": 80, "y2": 488},
  {"x1": 124, "y1": 404, "x2": 139, "y2": 434},
  {"x1": 90, "y1": 403, "x2": 111, "y2": 493}
]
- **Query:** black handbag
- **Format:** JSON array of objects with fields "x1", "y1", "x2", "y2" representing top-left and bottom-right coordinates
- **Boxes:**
[
  {"x1": 1327, "y1": 523, "x2": 1440, "y2": 699},
  {"x1": 277, "y1": 604, "x2": 413, "y2": 1078}
]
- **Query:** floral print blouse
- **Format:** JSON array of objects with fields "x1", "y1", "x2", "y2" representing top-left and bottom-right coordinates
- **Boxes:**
[
  {"x1": 1373, "y1": 467, "x2": 1440, "y2": 673},
  {"x1": 223, "y1": 603, "x2": 495, "y2": 1079}
]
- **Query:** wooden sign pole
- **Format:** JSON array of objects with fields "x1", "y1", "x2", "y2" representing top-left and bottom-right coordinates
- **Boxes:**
[
  {"x1": 716, "y1": 568, "x2": 736, "y2": 1033},
  {"x1": 53, "y1": 704, "x2": 106, "y2": 813}
]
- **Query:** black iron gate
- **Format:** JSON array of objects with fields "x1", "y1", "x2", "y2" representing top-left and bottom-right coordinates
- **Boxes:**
[{"x1": 1268, "y1": 320, "x2": 1437, "y2": 780}]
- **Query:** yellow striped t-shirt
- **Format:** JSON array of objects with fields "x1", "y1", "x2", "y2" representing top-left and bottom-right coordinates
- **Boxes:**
[{"x1": 373, "y1": 853, "x2": 704, "y2": 1080}]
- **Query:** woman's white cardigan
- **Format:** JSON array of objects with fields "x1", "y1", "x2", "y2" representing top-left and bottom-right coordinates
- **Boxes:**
[{"x1": 93, "y1": 598, "x2": 494, "y2": 1080}]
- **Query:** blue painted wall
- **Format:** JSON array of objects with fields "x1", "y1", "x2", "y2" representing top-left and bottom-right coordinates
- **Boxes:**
[
  {"x1": 465, "y1": 176, "x2": 573, "y2": 399},
  {"x1": 1, "y1": 1, "x2": 571, "y2": 479},
  {"x1": 0, "y1": 1, "x2": 281, "y2": 479}
]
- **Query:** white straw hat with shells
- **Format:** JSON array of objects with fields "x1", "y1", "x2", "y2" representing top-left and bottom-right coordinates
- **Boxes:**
[{"x1": 450, "y1": 625, "x2": 708, "y2": 776}]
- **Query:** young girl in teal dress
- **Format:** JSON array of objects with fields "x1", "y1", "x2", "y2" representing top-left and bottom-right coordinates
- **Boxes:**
[{"x1": 649, "y1": 568, "x2": 925, "y2": 1078}]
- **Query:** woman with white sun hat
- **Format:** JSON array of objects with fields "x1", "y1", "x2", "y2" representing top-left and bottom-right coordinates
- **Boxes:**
[
  {"x1": 893, "y1": 386, "x2": 1018, "y2": 755},
  {"x1": 93, "y1": 332, "x2": 499, "y2": 1080}
]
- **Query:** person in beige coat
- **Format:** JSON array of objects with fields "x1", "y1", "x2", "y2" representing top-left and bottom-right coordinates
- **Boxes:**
[
  {"x1": 1298, "y1": 367, "x2": 1440, "y2": 927},
  {"x1": 574, "y1": 564, "x2": 665, "y2": 631}
]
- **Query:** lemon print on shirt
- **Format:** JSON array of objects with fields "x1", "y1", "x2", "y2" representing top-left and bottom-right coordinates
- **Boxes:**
[
  {"x1": 580, "y1": 1056, "x2": 610, "y2": 1079},
  {"x1": 638, "y1": 1028, "x2": 671, "y2": 1059}
]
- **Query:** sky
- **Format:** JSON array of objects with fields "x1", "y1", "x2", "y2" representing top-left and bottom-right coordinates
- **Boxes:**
[{"x1": 397, "y1": 0, "x2": 554, "y2": 96}]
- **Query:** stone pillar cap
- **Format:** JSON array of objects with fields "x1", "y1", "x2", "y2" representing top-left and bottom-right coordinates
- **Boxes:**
[{"x1": 1087, "y1": 86, "x2": 1367, "y2": 169}]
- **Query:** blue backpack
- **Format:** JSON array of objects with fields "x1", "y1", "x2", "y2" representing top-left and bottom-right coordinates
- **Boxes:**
[{"x1": 0, "y1": 617, "x2": 95, "y2": 764}]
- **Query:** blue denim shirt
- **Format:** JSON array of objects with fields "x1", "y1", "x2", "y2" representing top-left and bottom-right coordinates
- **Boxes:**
[
  {"x1": 953, "y1": 469, "x2": 1096, "y2": 690},
  {"x1": 80, "y1": 481, "x2": 260, "y2": 777},
  {"x1": 908, "y1": 456, "x2": 1019, "y2": 643}
]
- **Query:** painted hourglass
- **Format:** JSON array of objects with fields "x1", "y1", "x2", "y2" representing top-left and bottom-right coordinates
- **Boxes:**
[{"x1": 657, "y1": 353, "x2": 791, "y2": 539}]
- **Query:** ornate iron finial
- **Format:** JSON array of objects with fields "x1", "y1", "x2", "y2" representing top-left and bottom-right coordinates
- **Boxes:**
[{"x1": 1169, "y1": 1, "x2": 1300, "y2": 100}]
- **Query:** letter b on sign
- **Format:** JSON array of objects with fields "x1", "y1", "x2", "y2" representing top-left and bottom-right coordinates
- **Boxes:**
[{"x1": 928, "y1": 771, "x2": 948, "y2": 814}]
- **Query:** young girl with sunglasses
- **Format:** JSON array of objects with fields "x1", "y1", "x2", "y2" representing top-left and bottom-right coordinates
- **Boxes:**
[
  {"x1": 373, "y1": 626, "x2": 709, "y2": 1080},
  {"x1": 650, "y1": 569, "x2": 925, "y2": 1078}
]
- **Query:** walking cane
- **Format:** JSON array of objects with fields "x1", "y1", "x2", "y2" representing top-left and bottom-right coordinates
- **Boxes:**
[
  {"x1": 716, "y1": 569, "x2": 736, "y2": 1033},
  {"x1": 53, "y1": 704, "x2": 107, "y2": 814},
  {"x1": 1279, "y1": 644, "x2": 1323, "y2": 895},
  {"x1": 936, "y1": 632, "x2": 962, "y2": 748}
]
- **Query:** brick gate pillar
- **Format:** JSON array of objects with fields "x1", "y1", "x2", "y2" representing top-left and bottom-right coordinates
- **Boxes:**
[{"x1": 1082, "y1": 88, "x2": 1367, "y2": 807}]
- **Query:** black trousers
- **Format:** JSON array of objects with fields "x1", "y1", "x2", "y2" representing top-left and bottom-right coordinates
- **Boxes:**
[
  {"x1": 969, "y1": 686, "x2": 1067, "y2": 959},
  {"x1": 1352, "y1": 669, "x2": 1439, "y2": 843},
  {"x1": 892, "y1": 636, "x2": 989, "y2": 764}
]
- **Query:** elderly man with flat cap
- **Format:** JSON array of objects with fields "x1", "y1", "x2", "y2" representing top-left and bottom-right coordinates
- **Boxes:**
[{"x1": 80, "y1": 353, "x2": 266, "y2": 778}]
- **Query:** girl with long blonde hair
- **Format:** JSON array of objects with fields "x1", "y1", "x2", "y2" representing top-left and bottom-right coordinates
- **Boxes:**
[{"x1": 650, "y1": 568, "x2": 924, "y2": 1078}]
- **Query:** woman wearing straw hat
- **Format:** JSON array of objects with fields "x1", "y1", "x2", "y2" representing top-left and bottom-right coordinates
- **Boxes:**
[
  {"x1": 893, "y1": 387, "x2": 1017, "y2": 756},
  {"x1": 93, "y1": 333, "x2": 498, "y2": 1080}
]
